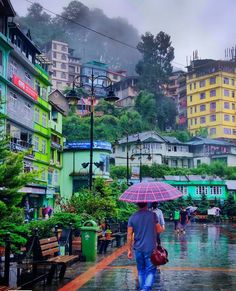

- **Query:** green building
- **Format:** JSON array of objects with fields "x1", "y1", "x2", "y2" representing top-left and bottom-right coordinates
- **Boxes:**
[
  {"x1": 162, "y1": 175, "x2": 232, "y2": 202},
  {"x1": 61, "y1": 141, "x2": 112, "y2": 198}
]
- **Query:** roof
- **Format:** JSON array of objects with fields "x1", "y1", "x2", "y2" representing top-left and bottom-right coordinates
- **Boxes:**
[
  {"x1": 0, "y1": 0, "x2": 16, "y2": 16},
  {"x1": 225, "y1": 180, "x2": 236, "y2": 190},
  {"x1": 118, "y1": 131, "x2": 165, "y2": 144},
  {"x1": 164, "y1": 176, "x2": 188, "y2": 181},
  {"x1": 164, "y1": 175, "x2": 222, "y2": 181},
  {"x1": 162, "y1": 136, "x2": 183, "y2": 144},
  {"x1": 186, "y1": 137, "x2": 234, "y2": 147}
]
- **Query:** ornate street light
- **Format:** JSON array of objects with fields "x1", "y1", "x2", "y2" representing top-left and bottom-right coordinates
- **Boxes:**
[{"x1": 66, "y1": 68, "x2": 119, "y2": 190}]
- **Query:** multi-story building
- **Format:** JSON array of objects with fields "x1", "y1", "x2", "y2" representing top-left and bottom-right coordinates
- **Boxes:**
[
  {"x1": 187, "y1": 59, "x2": 236, "y2": 139},
  {"x1": 114, "y1": 131, "x2": 193, "y2": 170},
  {"x1": 45, "y1": 40, "x2": 70, "y2": 91},
  {"x1": 68, "y1": 48, "x2": 81, "y2": 85},
  {"x1": 0, "y1": 1, "x2": 59, "y2": 218},
  {"x1": 114, "y1": 131, "x2": 236, "y2": 170},
  {"x1": 113, "y1": 76, "x2": 138, "y2": 108}
]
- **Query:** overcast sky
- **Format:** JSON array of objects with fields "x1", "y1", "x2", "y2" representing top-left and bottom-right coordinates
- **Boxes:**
[{"x1": 11, "y1": 0, "x2": 236, "y2": 69}]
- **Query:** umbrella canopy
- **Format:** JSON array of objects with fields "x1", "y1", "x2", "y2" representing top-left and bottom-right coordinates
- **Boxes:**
[
  {"x1": 119, "y1": 182, "x2": 183, "y2": 203},
  {"x1": 186, "y1": 206, "x2": 198, "y2": 213}
]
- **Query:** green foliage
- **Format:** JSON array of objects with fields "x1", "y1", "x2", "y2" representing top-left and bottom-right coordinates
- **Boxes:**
[
  {"x1": 198, "y1": 193, "x2": 210, "y2": 214},
  {"x1": 223, "y1": 194, "x2": 236, "y2": 217},
  {"x1": 185, "y1": 194, "x2": 195, "y2": 206},
  {"x1": 110, "y1": 165, "x2": 128, "y2": 179}
]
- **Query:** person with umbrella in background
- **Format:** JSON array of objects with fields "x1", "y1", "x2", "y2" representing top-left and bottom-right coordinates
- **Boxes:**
[
  {"x1": 120, "y1": 181, "x2": 183, "y2": 291},
  {"x1": 152, "y1": 202, "x2": 165, "y2": 245}
]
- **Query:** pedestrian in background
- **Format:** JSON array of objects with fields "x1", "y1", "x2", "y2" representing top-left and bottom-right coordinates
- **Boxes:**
[
  {"x1": 173, "y1": 208, "x2": 180, "y2": 232},
  {"x1": 180, "y1": 206, "x2": 189, "y2": 233},
  {"x1": 127, "y1": 202, "x2": 163, "y2": 291},
  {"x1": 152, "y1": 202, "x2": 165, "y2": 245}
]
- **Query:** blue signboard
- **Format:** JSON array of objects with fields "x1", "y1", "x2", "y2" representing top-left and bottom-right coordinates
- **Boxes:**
[{"x1": 65, "y1": 141, "x2": 112, "y2": 151}]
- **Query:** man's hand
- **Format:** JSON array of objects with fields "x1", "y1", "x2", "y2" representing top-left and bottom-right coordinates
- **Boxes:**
[{"x1": 127, "y1": 249, "x2": 133, "y2": 259}]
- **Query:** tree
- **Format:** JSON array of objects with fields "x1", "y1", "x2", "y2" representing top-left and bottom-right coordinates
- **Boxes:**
[
  {"x1": 156, "y1": 97, "x2": 177, "y2": 131},
  {"x1": 198, "y1": 193, "x2": 210, "y2": 214},
  {"x1": 0, "y1": 106, "x2": 35, "y2": 248},
  {"x1": 136, "y1": 31, "x2": 174, "y2": 95}
]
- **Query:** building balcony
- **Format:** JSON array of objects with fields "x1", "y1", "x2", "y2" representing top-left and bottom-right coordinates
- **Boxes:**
[
  {"x1": 51, "y1": 141, "x2": 63, "y2": 151},
  {"x1": 10, "y1": 138, "x2": 35, "y2": 158}
]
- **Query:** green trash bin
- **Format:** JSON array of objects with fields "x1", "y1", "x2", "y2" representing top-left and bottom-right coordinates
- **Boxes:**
[{"x1": 81, "y1": 220, "x2": 99, "y2": 261}]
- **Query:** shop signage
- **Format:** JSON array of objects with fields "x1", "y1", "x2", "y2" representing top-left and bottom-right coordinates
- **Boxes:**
[
  {"x1": 19, "y1": 187, "x2": 45, "y2": 194},
  {"x1": 65, "y1": 141, "x2": 112, "y2": 151},
  {"x1": 12, "y1": 74, "x2": 38, "y2": 101}
]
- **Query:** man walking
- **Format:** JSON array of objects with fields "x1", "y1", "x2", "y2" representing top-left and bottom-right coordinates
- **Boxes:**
[
  {"x1": 127, "y1": 202, "x2": 163, "y2": 291},
  {"x1": 180, "y1": 206, "x2": 189, "y2": 233},
  {"x1": 173, "y1": 208, "x2": 180, "y2": 232}
]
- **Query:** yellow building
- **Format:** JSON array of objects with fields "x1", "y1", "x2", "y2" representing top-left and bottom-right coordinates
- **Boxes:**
[{"x1": 187, "y1": 59, "x2": 236, "y2": 139}]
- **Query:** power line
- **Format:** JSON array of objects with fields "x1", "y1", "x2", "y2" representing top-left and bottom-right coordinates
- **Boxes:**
[{"x1": 24, "y1": 0, "x2": 186, "y2": 68}]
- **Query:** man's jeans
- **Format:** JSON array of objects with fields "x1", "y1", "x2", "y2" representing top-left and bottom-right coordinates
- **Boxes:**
[{"x1": 135, "y1": 250, "x2": 156, "y2": 291}]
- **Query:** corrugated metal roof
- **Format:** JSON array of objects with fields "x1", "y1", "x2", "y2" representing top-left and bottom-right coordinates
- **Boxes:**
[
  {"x1": 186, "y1": 137, "x2": 233, "y2": 146},
  {"x1": 118, "y1": 131, "x2": 165, "y2": 144},
  {"x1": 225, "y1": 180, "x2": 236, "y2": 190},
  {"x1": 162, "y1": 136, "x2": 183, "y2": 144}
]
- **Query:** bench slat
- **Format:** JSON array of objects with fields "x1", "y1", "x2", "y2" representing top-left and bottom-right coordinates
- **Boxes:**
[
  {"x1": 40, "y1": 236, "x2": 58, "y2": 245},
  {"x1": 41, "y1": 241, "x2": 59, "y2": 251},
  {"x1": 42, "y1": 247, "x2": 59, "y2": 257}
]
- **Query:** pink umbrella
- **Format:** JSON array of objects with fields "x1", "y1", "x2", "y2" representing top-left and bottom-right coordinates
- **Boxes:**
[{"x1": 119, "y1": 182, "x2": 183, "y2": 202}]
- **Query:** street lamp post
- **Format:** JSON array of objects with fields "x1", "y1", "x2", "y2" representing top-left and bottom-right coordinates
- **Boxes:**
[
  {"x1": 136, "y1": 138, "x2": 142, "y2": 182},
  {"x1": 66, "y1": 68, "x2": 119, "y2": 190}
]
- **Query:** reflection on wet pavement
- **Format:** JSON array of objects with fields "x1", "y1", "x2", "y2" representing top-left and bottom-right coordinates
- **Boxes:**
[{"x1": 79, "y1": 222, "x2": 236, "y2": 291}]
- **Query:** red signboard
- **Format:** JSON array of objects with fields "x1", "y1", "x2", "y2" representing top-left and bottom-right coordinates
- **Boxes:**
[{"x1": 12, "y1": 75, "x2": 38, "y2": 101}]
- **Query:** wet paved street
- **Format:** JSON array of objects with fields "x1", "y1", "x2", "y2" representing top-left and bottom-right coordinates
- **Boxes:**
[{"x1": 37, "y1": 222, "x2": 236, "y2": 291}]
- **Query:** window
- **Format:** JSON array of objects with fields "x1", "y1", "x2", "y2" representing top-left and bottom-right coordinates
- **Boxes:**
[
  {"x1": 194, "y1": 106, "x2": 197, "y2": 113},
  {"x1": 233, "y1": 116, "x2": 235, "y2": 122},
  {"x1": 210, "y1": 186, "x2": 222, "y2": 195},
  {"x1": 9, "y1": 60, "x2": 17, "y2": 78},
  {"x1": 224, "y1": 89, "x2": 229, "y2": 97},
  {"x1": 24, "y1": 103, "x2": 31, "y2": 119},
  {"x1": 195, "y1": 118, "x2": 197, "y2": 124},
  {"x1": 190, "y1": 107, "x2": 192, "y2": 114},
  {"x1": 224, "y1": 114, "x2": 230, "y2": 121},
  {"x1": 61, "y1": 63, "x2": 66, "y2": 69},
  {"x1": 176, "y1": 186, "x2": 188, "y2": 195},
  {"x1": 48, "y1": 171, "x2": 53, "y2": 185},
  {"x1": 210, "y1": 77, "x2": 216, "y2": 84},
  {"x1": 53, "y1": 71, "x2": 56, "y2": 77},
  {"x1": 189, "y1": 95, "x2": 192, "y2": 102},
  {"x1": 61, "y1": 72, "x2": 66, "y2": 79},
  {"x1": 232, "y1": 103, "x2": 235, "y2": 110},
  {"x1": 190, "y1": 119, "x2": 193, "y2": 125},
  {"x1": 53, "y1": 43, "x2": 57, "y2": 49},
  {"x1": 57, "y1": 152, "x2": 61, "y2": 164},
  {"x1": 232, "y1": 91, "x2": 235, "y2": 98},
  {"x1": 53, "y1": 61, "x2": 56, "y2": 67},
  {"x1": 42, "y1": 113, "x2": 47, "y2": 127},
  {"x1": 35, "y1": 107, "x2": 40, "y2": 123},
  {"x1": 210, "y1": 89, "x2": 216, "y2": 97},
  {"x1": 189, "y1": 84, "x2": 192, "y2": 91},
  {"x1": 42, "y1": 139, "x2": 46, "y2": 154},
  {"x1": 210, "y1": 128, "x2": 216, "y2": 135},
  {"x1": 194, "y1": 82, "x2": 196, "y2": 89},
  {"x1": 200, "y1": 116, "x2": 206, "y2": 124},
  {"x1": 24, "y1": 72, "x2": 31, "y2": 84},
  {"x1": 200, "y1": 104, "x2": 206, "y2": 111},
  {"x1": 224, "y1": 128, "x2": 231, "y2": 134},
  {"x1": 42, "y1": 88, "x2": 47, "y2": 100},
  {"x1": 224, "y1": 77, "x2": 229, "y2": 84},
  {"x1": 224, "y1": 102, "x2": 230, "y2": 109},
  {"x1": 61, "y1": 45, "x2": 67, "y2": 52},
  {"x1": 9, "y1": 92, "x2": 17, "y2": 108},
  {"x1": 171, "y1": 159, "x2": 178, "y2": 167},
  {"x1": 200, "y1": 92, "x2": 205, "y2": 99},
  {"x1": 54, "y1": 170, "x2": 58, "y2": 184},
  {"x1": 35, "y1": 80, "x2": 40, "y2": 96},
  {"x1": 61, "y1": 54, "x2": 66, "y2": 60},
  {"x1": 41, "y1": 168, "x2": 46, "y2": 181},
  {"x1": 199, "y1": 80, "x2": 205, "y2": 87},
  {"x1": 210, "y1": 114, "x2": 216, "y2": 122},
  {"x1": 196, "y1": 186, "x2": 208, "y2": 195},
  {"x1": 53, "y1": 52, "x2": 57, "y2": 58},
  {"x1": 34, "y1": 136, "x2": 39, "y2": 151},
  {"x1": 232, "y1": 79, "x2": 235, "y2": 86}
]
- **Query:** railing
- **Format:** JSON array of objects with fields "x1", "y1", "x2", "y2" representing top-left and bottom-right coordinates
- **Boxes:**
[{"x1": 51, "y1": 141, "x2": 63, "y2": 151}]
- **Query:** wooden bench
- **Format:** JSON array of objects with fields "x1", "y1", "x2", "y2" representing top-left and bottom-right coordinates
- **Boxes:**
[{"x1": 39, "y1": 236, "x2": 78, "y2": 283}]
